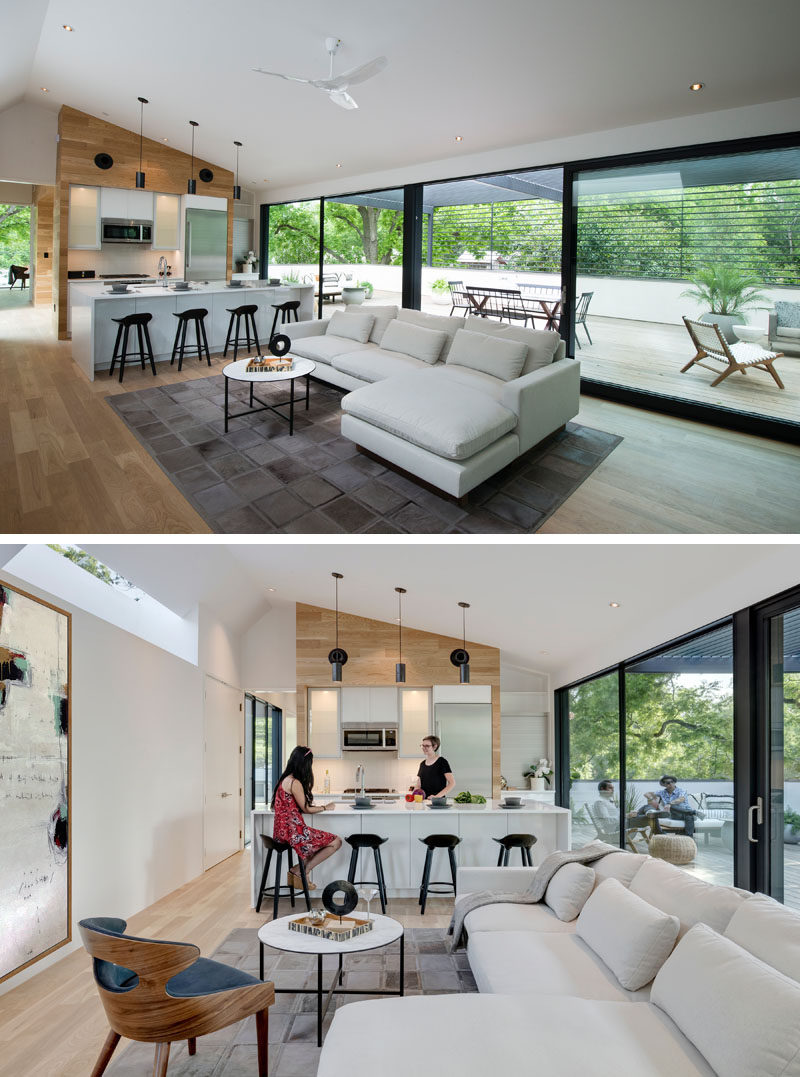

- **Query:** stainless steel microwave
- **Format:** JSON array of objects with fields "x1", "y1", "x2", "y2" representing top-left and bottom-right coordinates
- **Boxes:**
[
  {"x1": 102, "y1": 219, "x2": 153, "y2": 244},
  {"x1": 341, "y1": 724, "x2": 398, "y2": 751}
]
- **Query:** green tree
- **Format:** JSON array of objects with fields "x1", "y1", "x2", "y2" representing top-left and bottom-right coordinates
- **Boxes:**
[
  {"x1": 47, "y1": 545, "x2": 141, "y2": 599},
  {"x1": 0, "y1": 204, "x2": 31, "y2": 268},
  {"x1": 268, "y1": 201, "x2": 403, "y2": 265}
]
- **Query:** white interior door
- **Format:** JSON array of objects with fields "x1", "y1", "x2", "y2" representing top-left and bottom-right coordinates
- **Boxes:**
[{"x1": 204, "y1": 675, "x2": 244, "y2": 871}]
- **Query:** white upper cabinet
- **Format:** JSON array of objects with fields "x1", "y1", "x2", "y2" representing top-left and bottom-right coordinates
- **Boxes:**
[
  {"x1": 152, "y1": 193, "x2": 181, "y2": 250},
  {"x1": 398, "y1": 688, "x2": 431, "y2": 758},
  {"x1": 99, "y1": 187, "x2": 154, "y2": 221},
  {"x1": 308, "y1": 688, "x2": 341, "y2": 758},
  {"x1": 127, "y1": 189, "x2": 153, "y2": 220},
  {"x1": 340, "y1": 686, "x2": 399, "y2": 724},
  {"x1": 340, "y1": 687, "x2": 370, "y2": 724},
  {"x1": 68, "y1": 185, "x2": 100, "y2": 249}
]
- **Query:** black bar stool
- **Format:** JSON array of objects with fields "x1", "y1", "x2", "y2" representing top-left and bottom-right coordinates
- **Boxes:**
[
  {"x1": 493, "y1": 832, "x2": 537, "y2": 867},
  {"x1": 224, "y1": 303, "x2": 261, "y2": 360},
  {"x1": 255, "y1": 834, "x2": 312, "y2": 920},
  {"x1": 109, "y1": 312, "x2": 156, "y2": 383},
  {"x1": 269, "y1": 300, "x2": 300, "y2": 341},
  {"x1": 418, "y1": 834, "x2": 461, "y2": 915},
  {"x1": 170, "y1": 308, "x2": 211, "y2": 372},
  {"x1": 345, "y1": 834, "x2": 388, "y2": 914}
]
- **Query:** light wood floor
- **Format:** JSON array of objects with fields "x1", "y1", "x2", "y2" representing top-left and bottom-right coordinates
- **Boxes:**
[
  {"x1": 2, "y1": 303, "x2": 800, "y2": 533},
  {"x1": 0, "y1": 850, "x2": 452, "y2": 1077}
]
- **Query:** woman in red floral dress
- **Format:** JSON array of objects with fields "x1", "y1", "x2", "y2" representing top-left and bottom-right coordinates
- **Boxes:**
[{"x1": 272, "y1": 746, "x2": 341, "y2": 889}]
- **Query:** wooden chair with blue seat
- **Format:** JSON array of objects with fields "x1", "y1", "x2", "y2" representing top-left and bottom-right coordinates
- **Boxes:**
[{"x1": 79, "y1": 916, "x2": 274, "y2": 1077}]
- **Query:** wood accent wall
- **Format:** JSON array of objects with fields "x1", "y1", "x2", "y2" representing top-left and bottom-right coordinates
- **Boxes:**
[
  {"x1": 296, "y1": 603, "x2": 502, "y2": 795},
  {"x1": 54, "y1": 106, "x2": 234, "y2": 339},
  {"x1": 31, "y1": 185, "x2": 54, "y2": 308}
]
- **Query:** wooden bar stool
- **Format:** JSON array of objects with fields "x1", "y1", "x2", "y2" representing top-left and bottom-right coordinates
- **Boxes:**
[
  {"x1": 255, "y1": 835, "x2": 312, "y2": 920},
  {"x1": 418, "y1": 833, "x2": 460, "y2": 915},
  {"x1": 170, "y1": 308, "x2": 211, "y2": 372},
  {"x1": 269, "y1": 300, "x2": 300, "y2": 341},
  {"x1": 109, "y1": 312, "x2": 156, "y2": 383},
  {"x1": 345, "y1": 834, "x2": 388, "y2": 914},
  {"x1": 493, "y1": 832, "x2": 537, "y2": 867},
  {"x1": 224, "y1": 303, "x2": 261, "y2": 360}
]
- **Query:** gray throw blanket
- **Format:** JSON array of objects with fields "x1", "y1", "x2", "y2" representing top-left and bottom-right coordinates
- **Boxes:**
[{"x1": 447, "y1": 841, "x2": 624, "y2": 950}]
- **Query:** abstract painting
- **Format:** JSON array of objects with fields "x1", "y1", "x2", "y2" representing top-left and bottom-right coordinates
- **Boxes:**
[{"x1": 0, "y1": 581, "x2": 70, "y2": 984}]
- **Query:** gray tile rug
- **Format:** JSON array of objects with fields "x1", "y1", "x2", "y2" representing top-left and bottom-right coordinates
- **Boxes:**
[
  {"x1": 104, "y1": 926, "x2": 475, "y2": 1077},
  {"x1": 107, "y1": 375, "x2": 621, "y2": 534}
]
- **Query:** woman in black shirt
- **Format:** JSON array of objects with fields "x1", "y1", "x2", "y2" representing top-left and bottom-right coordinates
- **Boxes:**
[{"x1": 414, "y1": 734, "x2": 456, "y2": 800}]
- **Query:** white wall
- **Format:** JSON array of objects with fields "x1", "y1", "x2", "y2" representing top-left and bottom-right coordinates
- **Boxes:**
[
  {"x1": 0, "y1": 181, "x2": 33, "y2": 205},
  {"x1": 198, "y1": 602, "x2": 241, "y2": 688},
  {"x1": 241, "y1": 602, "x2": 296, "y2": 693},
  {"x1": 0, "y1": 102, "x2": 57, "y2": 185},
  {"x1": 0, "y1": 571, "x2": 204, "y2": 996}
]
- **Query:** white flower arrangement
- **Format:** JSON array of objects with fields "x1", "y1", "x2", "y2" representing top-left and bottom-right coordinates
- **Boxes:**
[{"x1": 524, "y1": 758, "x2": 553, "y2": 784}]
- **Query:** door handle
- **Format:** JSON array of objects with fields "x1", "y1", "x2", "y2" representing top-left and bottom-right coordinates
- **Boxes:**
[
  {"x1": 220, "y1": 791, "x2": 233, "y2": 798},
  {"x1": 748, "y1": 797, "x2": 763, "y2": 843},
  {"x1": 186, "y1": 220, "x2": 191, "y2": 267}
]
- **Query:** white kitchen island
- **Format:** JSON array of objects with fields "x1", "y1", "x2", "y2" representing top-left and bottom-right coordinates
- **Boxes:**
[
  {"x1": 251, "y1": 800, "x2": 570, "y2": 906},
  {"x1": 69, "y1": 280, "x2": 315, "y2": 381}
]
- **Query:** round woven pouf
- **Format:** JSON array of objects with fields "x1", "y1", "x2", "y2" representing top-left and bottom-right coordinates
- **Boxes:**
[{"x1": 649, "y1": 833, "x2": 697, "y2": 865}]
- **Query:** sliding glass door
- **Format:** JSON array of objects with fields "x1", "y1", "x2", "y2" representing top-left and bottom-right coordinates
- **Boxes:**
[{"x1": 562, "y1": 671, "x2": 620, "y2": 850}]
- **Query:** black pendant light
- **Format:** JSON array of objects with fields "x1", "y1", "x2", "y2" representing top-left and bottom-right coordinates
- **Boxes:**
[
  {"x1": 135, "y1": 96, "x2": 148, "y2": 189},
  {"x1": 187, "y1": 120, "x2": 198, "y2": 194},
  {"x1": 328, "y1": 572, "x2": 348, "y2": 682},
  {"x1": 450, "y1": 601, "x2": 471, "y2": 683},
  {"x1": 395, "y1": 587, "x2": 407, "y2": 683},
  {"x1": 233, "y1": 140, "x2": 242, "y2": 200}
]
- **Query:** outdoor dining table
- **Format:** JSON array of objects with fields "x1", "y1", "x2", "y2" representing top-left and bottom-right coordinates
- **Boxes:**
[{"x1": 464, "y1": 285, "x2": 562, "y2": 331}]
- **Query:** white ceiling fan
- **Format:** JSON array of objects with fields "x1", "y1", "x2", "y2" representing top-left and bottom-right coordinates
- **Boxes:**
[{"x1": 253, "y1": 37, "x2": 387, "y2": 110}]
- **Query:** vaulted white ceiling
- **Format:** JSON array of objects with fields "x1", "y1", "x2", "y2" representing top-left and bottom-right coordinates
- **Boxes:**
[{"x1": 7, "y1": 0, "x2": 800, "y2": 194}]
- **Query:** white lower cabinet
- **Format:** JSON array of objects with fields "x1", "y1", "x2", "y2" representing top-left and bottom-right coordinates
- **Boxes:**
[
  {"x1": 306, "y1": 814, "x2": 353, "y2": 890},
  {"x1": 368, "y1": 815, "x2": 411, "y2": 892},
  {"x1": 458, "y1": 812, "x2": 510, "y2": 868}
]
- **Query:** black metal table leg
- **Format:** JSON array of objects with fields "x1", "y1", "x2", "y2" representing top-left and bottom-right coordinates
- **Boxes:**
[
  {"x1": 317, "y1": 953, "x2": 323, "y2": 1047},
  {"x1": 259, "y1": 941, "x2": 264, "y2": 981},
  {"x1": 249, "y1": 382, "x2": 254, "y2": 407},
  {"x1": 400, "y1": 933, "x2": 405, "y2": 995},
  {"x1": 338, "y1": 953, "x2": 343, "y2": 986},
  {"x1": 305, "y1": 373, "x2": 310, "y2": 409},
  {"x1": 289, "y1": 376, "x2": 295, "y2": 435},
  {"x1": 224, "y1": 376, "x2": 229, "y2": 434}
]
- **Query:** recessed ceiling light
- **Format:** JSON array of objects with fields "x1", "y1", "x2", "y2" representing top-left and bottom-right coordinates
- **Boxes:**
[
  {"x1": 539, "y1": 650, "x2": 550, "y2": 655},
  {"x1": 609, "y1": 601, "x2": 621, "y2": 608},
  {"x1": 454, "y1": 135, "x2": 463, "y2": 142},
  {"x1": 689, "y1": 82, "x2": 704, "y2": 92},
  {"x1": 162, "y1": 137, "x2": 169, "y2": 142},
  {"x1": 336, "y1": 163, "x2": 342, "y2": 168},
  {"x1": 62, "y1": 24, "x2": 74, "y2": 31},
  {"x1": 266, "y1": 587, "x2": 276, "y2": 593},
  {"x1": 41, "y1": 87, "x2": 49, "y2": 93}
]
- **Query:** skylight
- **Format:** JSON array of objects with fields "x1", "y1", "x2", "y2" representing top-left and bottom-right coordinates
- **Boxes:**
[{"x1": 47, "y1": 545, "x2": 147, "y2": 602}]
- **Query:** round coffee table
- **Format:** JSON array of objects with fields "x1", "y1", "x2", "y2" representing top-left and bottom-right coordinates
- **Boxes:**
[
  {"x1": 222, "y1": 356, "x2": 315, "y2": 435},
  {"x1": 258, "y1": 912, "x2": 404, "y2": 1045}
]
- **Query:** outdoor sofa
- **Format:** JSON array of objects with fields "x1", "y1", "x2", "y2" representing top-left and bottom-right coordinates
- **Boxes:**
[
  {"x1": 768, "y1": 300, "x2": 800, "y2": 356},
  {"x1": 286, "y1": 305, "x2": 580, "y2": 498},
  {"x1": 319, "y1": 852, "x2": 800, "y2": 1077}
]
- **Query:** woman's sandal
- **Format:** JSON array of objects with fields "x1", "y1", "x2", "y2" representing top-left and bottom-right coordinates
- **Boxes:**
[{"x1": 287, "y1": 869, "x2": 316, "y2": 890}]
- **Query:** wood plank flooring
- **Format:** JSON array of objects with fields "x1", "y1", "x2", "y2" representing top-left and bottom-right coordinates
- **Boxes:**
[
  {"x1": 1, "y1": 303, "x2": 800, "y2": 533},
  {"x1": 0, "y1": 850, "x2": 453, "y2": 1077}
]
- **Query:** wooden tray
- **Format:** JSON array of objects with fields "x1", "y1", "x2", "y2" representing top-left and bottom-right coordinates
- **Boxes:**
[{"x1": 288, "y1": 914, "x2": 374, "y2": 941}]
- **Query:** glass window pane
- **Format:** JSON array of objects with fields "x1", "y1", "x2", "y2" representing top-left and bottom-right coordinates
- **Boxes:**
[
  {"x1": 566, "y1": 672, "x2": 620, "y2": 849},
  {"x1": 254, "y1": 699, "x2": 268, "y2": 806},
  {"x1": 768, "y1": 605, "x2": 800, "y2": 909},
  {"x1": 625, "y1": 623, "x2": 734, "y2": 884},
  {"x1": 244, "y1": 697, "x2": 253, "y2": 845},
  {"x1": 267, "y1": 199, "x2": 321, "y2": 304}
]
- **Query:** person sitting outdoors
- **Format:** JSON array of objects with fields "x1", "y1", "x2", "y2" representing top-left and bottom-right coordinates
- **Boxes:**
[
  {"x1": 593, "y1": 779, "x2": 618, "y2": 822},
  {"x1": 658, "y1": 774, "x2": 697, "y2": 837}
]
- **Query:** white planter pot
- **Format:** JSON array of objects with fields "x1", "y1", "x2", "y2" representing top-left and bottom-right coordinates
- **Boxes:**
[
  {"x1": 342, "y1": 286, "x2": 366, "y2": 305},
  {"x1": 529, "y1": 777, "x2": 546, "y2": 791},
  {"x1": 431, "y1": 291, "x2": 450, "y2": 305}
]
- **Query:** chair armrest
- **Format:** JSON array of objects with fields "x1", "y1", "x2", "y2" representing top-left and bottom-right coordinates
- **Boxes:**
[
  {"x1": 768, "y1": 312, "x2": 778, "y2": 338},
  {"x1": 500, "y1": 358, "x2": 580, "y2": 454},
  {"x1": 285, "y1": 320, "x2": 327, "y2": 341},
  {"x1": 456, "y1": 866, "x2": 536, "y2": 896}
]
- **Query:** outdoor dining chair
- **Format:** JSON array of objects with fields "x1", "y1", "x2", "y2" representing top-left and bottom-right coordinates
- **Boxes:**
[
  {"x1": 8, "y1": 265, "x2": 30, "y2": 289},
  {"x1": 574, "y1": 291, "x2": 594, "y2": 348},
  {"x1": 682, "y1": 316, "x2": 784, "y2": 389},
  {"x1": 447, "y1": 279, "x2": 471, "y2": 316}
]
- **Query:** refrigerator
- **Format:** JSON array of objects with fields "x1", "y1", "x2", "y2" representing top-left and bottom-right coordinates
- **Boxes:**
[
  {"x1": 184, "y1": 208, "x2": 227, "y2": 282},
  {"x1": 435, "y1": 701, "x2": 492, "y2": 796}
]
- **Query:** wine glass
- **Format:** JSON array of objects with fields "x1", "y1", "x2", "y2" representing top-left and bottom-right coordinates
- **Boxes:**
[{"x1": 358, "y1": 886, "x2": 378, "y2": 920}]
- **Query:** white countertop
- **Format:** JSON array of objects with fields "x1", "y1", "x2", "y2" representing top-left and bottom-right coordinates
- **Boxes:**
[
  {"x1": 253, "y1": 799, "x2": 568, "y2": 816},
  {"x1": 74, "y1": 281, "x2": 312, "y2": 302}
]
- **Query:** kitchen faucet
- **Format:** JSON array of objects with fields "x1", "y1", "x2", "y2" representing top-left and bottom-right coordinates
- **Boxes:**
[
  {"x1": 157, "y1": 255, "x2": 169, "y2": 287},
  {"x1": 355, "y1": 764, "x2": 366, "y2": 795}
]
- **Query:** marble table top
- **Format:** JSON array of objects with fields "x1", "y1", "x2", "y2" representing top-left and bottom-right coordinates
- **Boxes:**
[{"x1": 258, "y1": 912, "x2": 403, "y2": 954}]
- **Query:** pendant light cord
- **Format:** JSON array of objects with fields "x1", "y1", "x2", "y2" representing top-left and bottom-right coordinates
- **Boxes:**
[
  {"x1": 335, "y1": 576, "x2": 339, "y2": 649},
  {"x1": 398, "y1": 590, "x2": 402, "y2": 664},
  {"x1": 139, "y1": 99, "x2": 143, "y2": 171}
]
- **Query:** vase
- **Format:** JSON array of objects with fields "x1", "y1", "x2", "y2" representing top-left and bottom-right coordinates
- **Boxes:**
[
  {"x1": 529, "y1": 777, "x2": 546, "y2": 791},
  {"x1": 342, "y1": 286, "x2": 366, "y2": 306}
]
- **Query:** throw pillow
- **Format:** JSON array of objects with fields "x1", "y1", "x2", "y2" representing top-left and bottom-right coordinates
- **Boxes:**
[
  {"x1": 775, "y1": 300, "x2": 800, "y2": 328},
  {"x1": 379, "y1": 319, "x2": 447, "y2": 365},
  {"x1": 327, "y1": 310, "x2": 374, "y2": 343},
  {"x1": 576, "y1": 877, "x2": 679, "y2": 991},
  {"x1": 629, "y1": 856, "x2": 747, "y2": 936},
  {"x1": 651, "y1": 923, "x2": 800, "y2": 1077},
  {"x1": 446, "y1": 329, "x2": 528, "y2": 382},
  {"x1": 724, "y1": 893, "x2": 800, "y2": 982},
  {"x1": 344, "y1": 304, "x2": 398, "y2": 345},
  {"x1": 544, "y1": 863, "x2": 595, "y2": 922}
]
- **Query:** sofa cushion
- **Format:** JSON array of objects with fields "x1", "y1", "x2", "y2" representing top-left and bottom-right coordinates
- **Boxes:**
[
  {"x1": 332, "y1": 348, "x2": 430, "y2": 383},
  {"x1": 464, "y1": 315, "x2": 561, "y2": 374},
  {"x1": 289, "y1": 335, "x2": 374, "y2": 366},
  {"x1": 436, "y1": 365, "x2": 506, "y2": 401},
  {"x1": 777, "y1": 326, "x2": 800, "y2": 340},
  {"x1": 327, "y1": 310, "x2": 374, "y2": 343},
  {"x1": 446, "y1": 328, "x2": 528, "y2": 381},
  {"x1": 340, "y1": 369, "x2": 517, "y2": 461},
  {"x1": 463, "y1": 901, "x2": 577, "y2": 934},
  {"x1": 592, "y1": 850, "x2": 647, "y2": 891},
  {"x1": 724, "y1": 892, "x2": 800, "y2": 982},
  {"x1": 629, "y1": 857, "x2": 747, "y2": 937},
  {"x1": 380, "y1": 319, "x2": 448, "y2": 365},
  {"x1": 775, "y1": 300, "x2": 800, "y2": 328},
  {"x1": 467, "y1": 929, "x2": 649, "y2": 1002},
  {"x1": 545, "y1": 863, "x2": 596, "y2": 922},
  {"x1": 576, "y1": 878, "x2": 679, "y2": 991},
  {"x1": 318, "y1": 993, "x2": 717, "y2": 1077},
  {"x1": 652, "y1": 923, "x2": 800, "y2": 1077},
  {"x1": 342, "y1": 304, "x2": 398, "y2": 345},
  {"x1": 396, "y1": 309, "x2": 465, "y2": 361}
]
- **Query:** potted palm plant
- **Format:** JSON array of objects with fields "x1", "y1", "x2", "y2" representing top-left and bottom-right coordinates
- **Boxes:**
[
  {"x1": 785, "y1": 807, "x2": 800, "y2": 844},
  {"x1": 681, "y1": 264, "x2": 770, "y2": 343}
]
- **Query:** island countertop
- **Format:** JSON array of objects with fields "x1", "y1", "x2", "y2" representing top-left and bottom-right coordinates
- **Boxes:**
[{"x1": 250, "y1": 801, "x2": 570, "y2": 904}]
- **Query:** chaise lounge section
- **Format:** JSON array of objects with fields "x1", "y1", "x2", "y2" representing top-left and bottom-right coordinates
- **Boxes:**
[{"x1": 287, "y1": 306, "x2": 580, "y2": 498}]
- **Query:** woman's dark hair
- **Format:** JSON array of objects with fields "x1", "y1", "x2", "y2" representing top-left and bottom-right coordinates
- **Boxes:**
[
  {"x1": 659, "y1": 775, "x2": 677, "y2": 786},
  {"x1": 271, "y1": 746, "x2": 314, "y2": 808},
  {"x1": 597, "y1": 779, "x2": 614, "y2": 793},
  {"x1": 423, "y1": 734, "x2": 441, "y2": 752}
]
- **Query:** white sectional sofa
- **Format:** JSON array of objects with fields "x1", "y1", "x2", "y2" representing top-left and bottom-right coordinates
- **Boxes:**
[
  {"x1": 287, "y1": 305, "x2": 580, "y2": 498},
  {"x1": 318, "y1": 852, "x2": 800, "y2": 1077}
]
